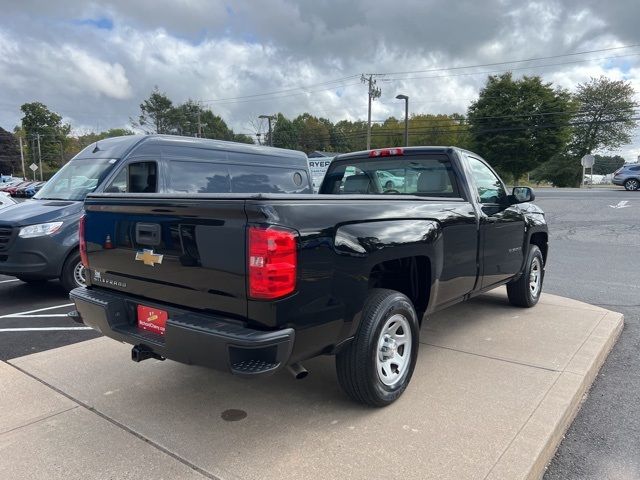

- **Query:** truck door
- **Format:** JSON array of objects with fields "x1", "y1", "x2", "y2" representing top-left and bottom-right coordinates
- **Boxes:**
[{"x1": 465, "y1": 155, "x2": 526, "y2": 289}]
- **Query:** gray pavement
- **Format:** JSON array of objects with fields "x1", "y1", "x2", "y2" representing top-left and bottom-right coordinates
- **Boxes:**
[
  {"x1": 535, "y1": 188, "x2": 640, "y2": 479},
  {"x1": 2, "y1": 289, "x2": 622, "y2": 480}
]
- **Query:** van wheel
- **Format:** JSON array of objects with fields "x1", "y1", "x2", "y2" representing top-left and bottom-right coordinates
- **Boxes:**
[
  {"x1": 507, "y1": 245, "x2": 544, "y2": 307},
  {"x1": 336, "y1": 289, "x2": 419, "y2": 407},
  {"x1": 60, "y1": 250, "x2": 86, "y2": 292}
]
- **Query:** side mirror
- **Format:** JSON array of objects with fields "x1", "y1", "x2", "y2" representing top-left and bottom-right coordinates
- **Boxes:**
[{"x1": 511, "y1": 186, "x2": 535, "y2": 203}]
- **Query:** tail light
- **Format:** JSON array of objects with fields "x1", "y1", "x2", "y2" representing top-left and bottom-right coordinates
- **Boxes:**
[
  {"x1": 248, "y1": 226, "x2": 297, "y2": 299},
  {"x1": 369, "y1": 148, "x2": 404, "y2": 157},
  {"x1": 79, "y1": 214, "x2": 89, "y2": 267}
]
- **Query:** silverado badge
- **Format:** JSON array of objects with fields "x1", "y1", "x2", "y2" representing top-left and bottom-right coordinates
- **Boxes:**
[{"x1": 135, "y1": 249, "x2": 164, "y2": 266}]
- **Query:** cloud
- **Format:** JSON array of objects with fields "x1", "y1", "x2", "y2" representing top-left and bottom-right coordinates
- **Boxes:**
[{"x1": 0, "y1": 0, "x2": 639, "y2": 159}]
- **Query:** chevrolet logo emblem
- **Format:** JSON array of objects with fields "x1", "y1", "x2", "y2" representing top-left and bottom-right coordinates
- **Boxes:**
[{"x1": 135, "y1": 249, "x2": 163, "y2": 266}]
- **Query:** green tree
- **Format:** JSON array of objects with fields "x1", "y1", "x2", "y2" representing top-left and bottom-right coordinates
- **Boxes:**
[
  {"x1": 0, "y1": 127, "x2": 21, "y2": 175},
  {"x1": 271, "y1": 113, "x2": 300, "y2": 149},
  {"x1": 535, "y1": 77, "x2": 636, "y2": 187},
  {"x1": 134, "y1": 86, "x2": 175, "y2": 134},
  {"x1": 20, "y1": 102, "x2": 71, "y2": 168},
  {"x1": 467, "y1": 73, "x2": 573, "y2": 182},
  {"x1": 292, "y1": 113, "x2": 331, "y2": 153},
  {"x1": 593, "y1": 154, "x2": 626, "y2": 175}
]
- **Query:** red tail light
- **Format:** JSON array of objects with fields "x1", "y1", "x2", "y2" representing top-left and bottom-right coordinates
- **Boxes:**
[
  {"x1": 369, "y1": 147, "x2": 404, "y2": 157},
  {"x1": 79, "y1": 214, "x2": 89, "y2": 268},
  {"x1": 248, "y1": 226, "x2": 297, "y2": 299}
]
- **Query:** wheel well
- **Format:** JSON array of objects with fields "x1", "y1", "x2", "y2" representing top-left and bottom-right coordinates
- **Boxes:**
[
  {"x1": 529, "y1": 232, "x2": 548, "y2": 264},
  {"x1": 368, "y1": 256, "x2": 430, "y2": 321}
]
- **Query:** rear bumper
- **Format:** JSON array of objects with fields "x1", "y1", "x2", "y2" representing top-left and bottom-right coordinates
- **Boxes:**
[{"x1": 69, "y1": 287, "x2": 295, "y2": 377}]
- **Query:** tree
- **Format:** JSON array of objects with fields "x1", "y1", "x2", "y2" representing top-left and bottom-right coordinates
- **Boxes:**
[
  {"x1": 134, "y1": 86, "x2": 175, "y2": 134},
  {"x1": 0, "y1": 127, "x2": 21, "y2": 175},
  {"x1": 467, "y1": 73, "x2": 573, "y2": 182},
  {"x1": 292, "y1": 113, "x2": 331, "y2": 153},
  {"x1": 271, "y1": 113, "x2": 299, "y2": 149},
  {"x1": 534, "y1": 77, "x2": 636, "y2": 187},
  {"x1": 20, "y1": 102, "x2": 71, "y2": 168},
  {"x1": 593, "y1": 154, "x2": 626, "y2": 175}
]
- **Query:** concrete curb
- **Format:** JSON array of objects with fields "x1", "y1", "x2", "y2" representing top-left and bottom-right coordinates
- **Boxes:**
[{"x1": 486, "y1": 310, "x2": 624, "y2": 480}]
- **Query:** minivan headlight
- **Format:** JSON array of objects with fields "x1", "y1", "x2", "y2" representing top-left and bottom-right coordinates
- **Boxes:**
[{"x1": 18, "y1": 222, "x2": 63, "y2": 238}]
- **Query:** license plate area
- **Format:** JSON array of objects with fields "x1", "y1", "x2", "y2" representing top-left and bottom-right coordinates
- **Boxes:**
[{"x1": 137, "y1": 305, "x2": 168, "y2": 335}]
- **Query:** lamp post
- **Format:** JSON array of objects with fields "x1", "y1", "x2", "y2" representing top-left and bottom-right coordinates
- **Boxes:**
[
  {"x1": 395, "y1": 94, "x2": 409, "y2": 147},
  {"x1": 259, "y1": 115, "x2": 276, "y2": 146}
]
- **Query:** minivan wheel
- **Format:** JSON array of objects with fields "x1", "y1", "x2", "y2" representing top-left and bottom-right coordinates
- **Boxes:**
[
  {"x1": 60, "y1": 250, "x2": 86, "y2": 292},
  {"x1": 507, "y1": 245, "x2": 544, "y2": 308},
  {"x1": 336, "y1": 288, "x2": 419, "y2": 407},
  {"x1": 624, "y1": 178, "x2": 639, "y2": 191}
]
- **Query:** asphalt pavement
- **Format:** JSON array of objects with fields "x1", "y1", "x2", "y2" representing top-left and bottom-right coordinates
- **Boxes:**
[
  {"x1": 0, "y1": 275, "x2": 99, "y2": 360},
  {"x1": 0, "y1": 186, "x2": 638, "y2": 478},
  {"x1": 536, "y1": 188, "x2": 640, "y2": 479}
]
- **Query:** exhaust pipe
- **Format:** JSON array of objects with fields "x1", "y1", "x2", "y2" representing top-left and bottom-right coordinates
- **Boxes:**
[
  {"x1": 287, "y1": 362, "x2": 308, "y2": 380},
  {"x1": 131, "y1": 345, "x2": 165, "y2": 363}
]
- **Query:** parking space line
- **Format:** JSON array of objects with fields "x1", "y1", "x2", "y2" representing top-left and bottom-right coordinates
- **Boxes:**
[
  {"x1": 0, "y1": 327, "x2": 93, "y2": 332},
  {"x1": 0, "y1": 279, "x2": 20, "y2": 284},
  {"x1": 0, "y1": 303, "x2": 74, "y2": 319},
  {"x1": 2, "y1": 314, "x2": 71, "y2": 318}
]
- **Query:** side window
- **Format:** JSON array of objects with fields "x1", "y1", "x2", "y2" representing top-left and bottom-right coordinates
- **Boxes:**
[
  {"x1": 168, "y1": 161, "x2": 231, "y2": 193},
  {"x1": 105, "y1": 162, "x2": 157, "y2": 193},
  {"x1": 630, "y1": 166, "x2": 640, "y2": 172},
  {"x1": 467, "y1": 157, "x2": 506, "y2": 204},
  {"x1": 228, "y1": 164, "x2": 311, "y2": 193}
]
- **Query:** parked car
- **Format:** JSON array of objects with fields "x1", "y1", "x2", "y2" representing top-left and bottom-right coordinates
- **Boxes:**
[
  {"x1": 0, "y1": 135, "x2": 312, "y2": 291},
  {"x1": 24, "y1": 181, "x2": 46, "y2": 197},
  {"x1": 0, "y1": 192, "x2": 17, "y2": 210},
  {"x1": 3, "y1": 181, "x2": 33, "y2": 196},
  {"x1": 0, "y1": 180, "x2": 23, "y2": 192},
  {"x1": 69, "y1": 137, "x2": 548, "y2": 407},
  {"x1": 612, "y1": 163, "x2": 640, "y2": 191},
  {"x1": 15, "y1": 181, "x2": 40, "y2": 197},
  {"x1": 376, "y1": 170, "x2": 405, "y2": 190}
]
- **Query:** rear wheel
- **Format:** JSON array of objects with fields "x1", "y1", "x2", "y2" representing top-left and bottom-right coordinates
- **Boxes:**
[
  {"x1": 507, "y1": 245, "x2": 544, "y2": 307},
  {"x1": 336, "y1": 288, "x2": 419, "y2": 407},
  {"x1": 624, "y1": 178, "x2": 639, "y2": 191},
  {"x1": 60, "y1": 250, "x2": 86, "y2": 292}
]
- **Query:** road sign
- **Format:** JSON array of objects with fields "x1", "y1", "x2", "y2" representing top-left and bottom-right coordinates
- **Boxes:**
[
  {"x1": 581, "y1": 155, "x2": 595, "y2": 168},
  {"x1": 29, "y1": 163, "x2": 38, "y2": 172}
]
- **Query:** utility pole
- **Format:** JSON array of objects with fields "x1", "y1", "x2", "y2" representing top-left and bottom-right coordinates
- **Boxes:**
[
  {"x1": 197, "y1": 110, "x2": 202, "y2": 138},
  {"x1": 259, "y1": 115, "x2": 276, "y2": 146},
  {"x1": 36, "y1": 134, "x2": 43, "y2": 181},
  {"x1": 361, "y1": 74, "x2": 382, "y2": 150},
  {"x1": 19, "y1": 136, "x2": 25, "y2": 180}
]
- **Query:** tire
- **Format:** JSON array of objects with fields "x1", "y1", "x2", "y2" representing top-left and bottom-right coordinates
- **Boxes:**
[
  {"x1": 507, "y1": 245, "x2": 544, "y2": 308},
  {"x1": 624, "y1": 178, "x2": 639, "y2": 191},
  {"x1": 336, "y1": 288, "x2": 419, "y2": 407},
  {"x1": 385, "y1": 181, "x2": 394, "y2": 190},
  {"x1": 60, "y1": 250, "x2": 86, "y2": 292}
]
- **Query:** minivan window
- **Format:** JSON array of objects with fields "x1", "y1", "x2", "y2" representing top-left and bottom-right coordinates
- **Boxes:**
[
  {"x1": 35, "y1": 158, "x2": 116, "y2": 201},
  {"x1": 105, "y1": 161, "x2": 158, "y2": 193}
]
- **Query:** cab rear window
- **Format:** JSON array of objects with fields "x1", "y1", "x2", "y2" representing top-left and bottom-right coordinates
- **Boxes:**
[{"x1": 320, "y1": 155, "x2": 460, "y2": 197}]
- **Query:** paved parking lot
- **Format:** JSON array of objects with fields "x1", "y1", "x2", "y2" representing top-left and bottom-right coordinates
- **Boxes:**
[
  {"x1": 0, "y1": 274, "x2": 99, "y2": 360},
  {"x1": 0, "y1": 186, "x2": 638, "y2": 479}
]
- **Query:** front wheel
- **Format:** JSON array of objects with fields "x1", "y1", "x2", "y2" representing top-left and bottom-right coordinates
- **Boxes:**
[
  {"x1": 60, "y1": 250, "x2": 86, "y2": 292},
  {"x1": 624, "y1": 178, "x2": 639, "y2": 191},
  {"x1": 336, "y1": 289, "x2": 419, "y2": 407},
  {"x1": 507, "y1": 245, "x2": 544, "y2": 307}
]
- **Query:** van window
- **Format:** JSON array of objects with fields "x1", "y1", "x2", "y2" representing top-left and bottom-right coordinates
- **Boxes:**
[
  {"x1": 166, "y1": 160, "x2": 311, "y2": 194},
  {"x1": 168, "y1": 161, "x2": 231, "y2": 193},
  {"x1": 229, "y1": 164, "x2": 311, "y2": 193},
  {"x1": 106, "y1": 162, "x2": 157, "y2": 193},
  {"x1": 321, "y1": 155, "x2": 460, "y2": 197}
]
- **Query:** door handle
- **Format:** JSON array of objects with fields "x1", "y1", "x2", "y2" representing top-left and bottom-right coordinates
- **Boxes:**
[{"x1": 135, "y1": 223, "x2": 161, "y2": 246}]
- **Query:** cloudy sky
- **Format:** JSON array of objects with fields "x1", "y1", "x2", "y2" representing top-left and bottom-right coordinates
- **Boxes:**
[{"x1": 1, "y1": 0, "x2": 640, "y2": 160}]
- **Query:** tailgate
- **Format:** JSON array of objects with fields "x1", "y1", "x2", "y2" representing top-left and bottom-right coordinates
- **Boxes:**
[{"x1": 83, "y1": 197, "x2": 248, "y2": 318}]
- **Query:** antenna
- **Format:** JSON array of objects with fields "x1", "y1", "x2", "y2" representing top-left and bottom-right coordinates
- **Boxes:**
[{"x1": 92, "y1": 140, "x2": 100, "y2": 153}]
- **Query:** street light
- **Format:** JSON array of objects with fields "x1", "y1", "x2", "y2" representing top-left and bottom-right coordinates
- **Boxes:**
[
  {"x1": 259, "y1": 114, "x2": 276, "y2": 146},
  {"x1": 395, "y1": 94, "x2": 409, "y2": 147}
]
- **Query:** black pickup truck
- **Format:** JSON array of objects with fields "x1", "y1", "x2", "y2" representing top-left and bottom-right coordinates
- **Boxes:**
[{"x1": 70, "y1": 137, "x2": 548, "y2": 406}]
